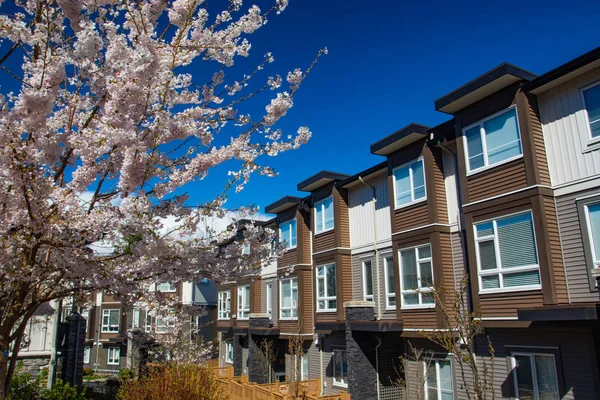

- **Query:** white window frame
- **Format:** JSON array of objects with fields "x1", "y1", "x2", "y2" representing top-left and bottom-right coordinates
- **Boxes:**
[
  {"x1": 218, "y1": 290, "x2": 231, "y2": 320},
  {"x1": 474, "y1": 210, "x2": 541, "y2": 294},
  {"x1": 279, "y1": 219, "x2": 297, "y2": 250},
  {"x1": 392, "y1": 157, "x2": 427, "y2": 210},
  {"x1": 81, "y1": 309, "x2": 89, "y2": 333},
  {"x1": 107, "y1": 347, "x2": 120, "y2": 365},
  {"x1": 462, "y1": 105, "x2": 523, "y2": 175},
  {"x1": 83, "y1": 346, "x2": 91, "y2": 364},
  {"x1": 584, "y1": 203, "x2": 600, "y2": 269},
  {"x1": 279, "y1": 277, "x2": 298, "y2": 320},
  {"x1": 301, "y1": 353, "x2": 309, "y2": 381},
  {"x1": 157, "y1": 282, "x2": 176, "y2": 292},
  {"x1": 101, "y1": 309, "x2": 120, "y2": 333},
  {"x1": 241, "y1": 243, "x2": 251, "y2": 255},
  {"x1": 316, "y1": 263, "x2": 337, "y2": 312},
  {"x1": 332, "y1": 348, "x2": 348, "y2": 388},
  {"x1": 580, "y1": 81, "x2": 600, "y2": 144},
  {"x1": 132, "y1": 308, "x2": 140, "y2": 330},
  {"x1": 225, "y1": 341, "x2": 234, "y2": 364},
  {"x1": 155, "y1": 309, "x2": 175, "y2": 334},
  {"x1": 144, "y1": 310, "x2": 152, "y2": 333},
  {"x1": 424, "y1": 359, "x2": 454, "y2": 400},
  {"x1": 510, "y1": 352, "x2": 560, "y2": 400},
  {"x1": 314, "y1": 196, "x2": 334, "y2": 234},
  {"x1": 237, "y1": 285, "x2": 250, "y2": 320},
  {"x1": 266, "y1": 282, "x2": 273, "y2": 319},
  {"x1": 383, "y1": 254, "x2": 396, "y2": 310},
  {"x1": 362, "y1": 259, "x2": 374, "y2": 302},
  {"x1": 398, "y1": 244, "x2": 435, "y2": 309}
]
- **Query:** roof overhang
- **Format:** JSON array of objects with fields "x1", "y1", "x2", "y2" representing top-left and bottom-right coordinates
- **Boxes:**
[
  {"x1": 370, "y1": 123, "x2": 430, "y2": 156},
  {"x1": 517, "y1": 304, "x2": 599, "y2": 322},
  {"x1": 264, "y1": 196, "x2": 303, "y2": 214},
  {"x1": 297, "y1": 171, "x2": 350, "y2": 192},
  {"x1": 337, "y1": 162, "x2": 387, "y2": 188},
  {"x1": 525, "y1": 46, "x2": 600, "y2": 95},
  {"x1": 348, "y1": 321, "x2": 403, "y2": 332},
  {"x1": 435, "y1": 63, "x2": 537, "y2": 114}
]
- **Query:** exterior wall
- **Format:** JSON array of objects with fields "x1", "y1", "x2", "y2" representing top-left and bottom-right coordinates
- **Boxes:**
[
  {"x1": 348, "y1": 172, "x2": 391, "y2": 249},
  {"x1": 538, "y1": 67, "x2": 600, "y2": 187},
  {"x1": 320, "y1": 332, "x2": 346, "y2": 395},
  {"x1": 351, "y1": 247, "x2": 395, "y2": 320}
]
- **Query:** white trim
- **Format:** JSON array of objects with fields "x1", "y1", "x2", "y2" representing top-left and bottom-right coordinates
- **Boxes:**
[
  {"x1": 383, "y1": 254, "x2": 396, "y2": 310},
  {"x1": 510, "y1": 351, "x2": 560, "y2": 400},
  {"x1": 316, "y1": 263, "x2": 337, "y2": 312},
  {"x1": 462, "y1": 105, "x2": 523, "y2": 175},
  {"x1": 580, "y1": 80, "x2": 600, "y2": 144},
  {"x1": 362, "y1": 259, "x2": 374, "y2": 302},
  {"x1": 507, "y1": 345, "x2": 559, "y2": 350},
  {"x1": 237, "y1": 285, "x2": 250, "y2": 320},
  {"x1": 554, "y1": 176, "x2": 600, "y2": 197},
  {"x1": 349, "y1": 240, "x2": 393, "y2": 255},
  {"x1": 225, "y1": 340, "x2": 234, "y2": 364},
  {"x1": 474, "y1": 316, "x2": 520, "y2": 321},
  {"x1": 265, "y1": 282, "x2": 273, "y2": 319},
  {"x1": 398, "y1": 244, "x2": 435, "y2": 309},
  {"x1": 391, "y1": 223, "x2": 455, "y2": 236},
  {"x1": 424, "y1": 358, "x2": 454, "y2": 400},
  {"x1": 462, "y1": 184, "x2": 552, "y2": 208},
  {"x1": 332, "y1": 348, "x2": 348, "y2": 388},
  {"x1": 100, "y1": 302, "x2": 123, "y2": 305},
  {"x1": 392, "y1": 157, "x2": 427, "y2": 210},
  {"x1": 279, "y1": 277, "x2": 298, "y2": 320},
  {"x1": 218, "y1": 290, "x2": 231, "y2": 320},
  {"x1": 279, "y1": 333, "x2": 314, "y2": 337},
  {"x1": 107, "y1": 347, "x2": 120, "y2": 365},
  {"x1": 279, "y1": 218, "x2": 297, "y2": 250},
  {"x1": 314, "y1": 196, "x2": 334, "y2": 234},
  {"x1": 101, "y1": 309, "x2": 120, "y2": 333},
  {"x1": 584, "y1": 203, "x2": 600, "y2": 269},
  {"x1": 312, "y1": 247, "x2": 351, "y2": 256}
]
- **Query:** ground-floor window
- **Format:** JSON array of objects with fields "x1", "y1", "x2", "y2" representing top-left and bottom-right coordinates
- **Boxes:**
[
  {"x1": 511, "y1": 352, "x2": 559, "y2": 400},
  {"x1": 332, "y1": 349, "x2": 347, "y2": 388},
  {"x1": 225, "y1": 341, "x2": 234, "y2": 364},
  {"x1": 425, "y1": 359, "x2": 453, "y2": 399},
  {"x1": 301, "y1": 353, "x2": 309, "y2": 381},
  {"x1": 83, "y1": 346, "x2": 91, "y2": 364},
  {"x1": 107, "y1": 347, "x2": 120, "y2": 365}
]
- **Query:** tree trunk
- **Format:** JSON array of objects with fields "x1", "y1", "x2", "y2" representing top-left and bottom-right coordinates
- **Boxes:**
[{"x1": 0, "y1": 333, "x2": 11, "y2": 400}]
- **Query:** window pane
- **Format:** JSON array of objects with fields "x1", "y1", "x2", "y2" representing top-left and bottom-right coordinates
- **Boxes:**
[
  {"x1": 426, "y1": 363, "x2": 438, "y2": 391},
  {"x1": 394, "y1": 166, "x2": 412, "y2": 206},
  {"x1": 318, "y1": 277, "x2": 325, "y2": 297},
  {"x1": 481, "y1": 275, "x2": 500, "y2": 290},
  {"x1": 401, "y1": 250, "x2": 418, "y2": 290},
  {"x1": 282, "y1": 281, "x2": 291, "y2": 307},
  {"x1": 386, "y1": 257, "x2": 395, "y2": 293},
  {"x1": 484, "y1": 108, "x2": 522, "y2": 165},
  {"x1": 420, "y1": 261, "x2": 433, "y2": 287},
  {"x1": 587, "y1": 204, "x2": 600, "y2": 260},
  {"x1": 403, "y1": 293, "x2": 419, "y2": 305},
  {"x1": 476, "y1": 222, "x2": 494, "y2": 237},
  {"x1": 438, "y1": 360, "x2": 453, "y2": 391},
  {"x1": 388, "y1": 296, "x2": 396, "y2": 306},
  {"x1": 466, "y1": 126, "x2": 484, "y2": 170},
  {"x1": 316, "y1": 205, "x2": 323, "y2": 232},
  {"x1": 584, "y1": 85, "x2": 600, "y2": 138},
  {"x1": 364, "y1": 261, "x2": 373, "y2": 296},
  {"x1": 497, "y1": 213, "x2": 537, "y2": 268},
  {"x1": 478, "y1": 240, "x2": 497, "y2": 271},
  {"x1": 328, "y1": 299, "x2": 337, "y2": 309},
  {"x1": 418, "y1": 245, "x2": 431, "y2": 259},
  {"x1": 422, "y1": 292, "x2": 434, "y2": 304},
  {"x1": 326, "y1": 264, "x2": 336, "y2": 296},
  {"x1": 412, "y1": 160, "x2": 425, "y2": 200},
  {"x1": 504, "y1": 270, "x2": 540, "y2": 287},
  {"x1": 535, "y1": 355, "x2": 559, "y2": 399},
  {"x1": 515, "y1": 355, "x2": 535, "y2": 399},
  {"x1": 324, "y1": 198, "x2": 334, "y2": 230},
  {"x1": 290, "y1": 220, "x2": 297, "y2": 247}
]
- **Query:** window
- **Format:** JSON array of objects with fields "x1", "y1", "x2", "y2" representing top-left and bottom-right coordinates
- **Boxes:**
[
  {"x1": 584, "y1": 203, "x2": 600, "y2": 269},
  {"x1": 218, "y1": 291, "x2": 231, "y2": 320},
  {"x1": 384, "y1": 255, "x2": 396, "y2": 309},
  {"x1": 332, "y1": 349, "x2": 347, "y2": 387},
  {"x1": 582, "y1": 82, "x2": 600, "y2": 139},
  {"x1": 266, "y1": 282, "x2": 273, "y2": 319},
  {"x1": 132, "y1": 308, "x2": 140, "y2": 329},
  {"x1": 315, "y1": 197, "x2": 334, "y2": 233},
  {"x1": 144, "y1": 310, "x2": 152, "y2": 333},
  {"x1": 107, "y1": 347, "x2": 120, "y2": 365},
  {"x1": 316, "y1": 264, "x2": 336, "y2": 311},
  {"x1": 83, "y1": 347, "x2": 91, "y2": 364},
  {"x1": 241, "y1": 243, "x2": 251, "y2": 255},
  {"x1": 101, "y1": 309, "x2": 120, "y2": 333},
  {"x1": 157, "y1": 282, "x2": 176, "y2": 292},
  {"x1": 280, "y1": 277, "x2": 298, "y2": 319},
  {"x1": 237, "y1": 285, "x2": 250, "y2": 320},
  {"x1": 225, "y1": 341, "x2": 234, "y2": 364},
  {"x1": 301, "y1": 353, "x2": 309, "y2": 381},
  {"x1": 425, "y1": 359, "x2": 454, "y2": 400},
  {"x1": 463, "y1": 106, "x2": 522, "y2": 173},
  {"x1": 81, "y1": 309, "x2": 89, "y2": 333},
  {"x1": 474, "y1": 211, "x2": 540, "y2": 293},
  {"x1": 399, "y1": 245, "x2": 434, "y2": 308},
  {"x1": 511, "y1": 353, "x2": 559, "y2": 400},
  {"x1": 279, "y1": 219, "x2": 297, "y2": 249},
  {"x1": 155, "y1": 309, "x2": 175, "y2": 333},
  {"x1": 362, "y1": 260, "x2": 374, "y2": 301},
  {"x1": 393, "y1": 158, "x2": 426, "y2": 208}
]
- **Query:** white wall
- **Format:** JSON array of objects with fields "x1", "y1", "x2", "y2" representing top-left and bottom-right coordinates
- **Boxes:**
[{"x1": 348, "y1": 172, "x2": 391, "y2": 249}]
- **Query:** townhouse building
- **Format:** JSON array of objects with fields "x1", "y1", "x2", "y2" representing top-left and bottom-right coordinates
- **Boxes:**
[{"x1": 217, "y1": 46, "x2": 600, "y2": 400}]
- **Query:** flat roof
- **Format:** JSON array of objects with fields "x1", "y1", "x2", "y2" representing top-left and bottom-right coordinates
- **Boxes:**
[
  {"x1": 435, "y1": 63, "x2": 537, "y2": 114},
  {"x1": 370, "y1": 123, "x2": 430, "y2": 156},
  {"x1": 264, "y1": 196, "x2": 303, "y2": 214},
  {"x1": 337, "y1": 162, "x2": 387, "y2": 188},
  {"x1": 297, "y1": 171, "x2": 350, "y2": 192}
]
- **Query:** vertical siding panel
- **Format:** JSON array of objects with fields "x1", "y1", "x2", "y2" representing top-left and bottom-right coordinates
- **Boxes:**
[{"x1": 348, "y1": 173, "x2": 391, "y2": 248}]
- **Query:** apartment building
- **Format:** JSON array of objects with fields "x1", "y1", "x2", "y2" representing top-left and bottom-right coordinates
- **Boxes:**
[{"x1": 217, "y1": 46, "x2": 600, "y2": 400}]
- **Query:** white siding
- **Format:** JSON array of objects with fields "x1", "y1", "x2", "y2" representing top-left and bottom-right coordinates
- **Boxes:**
[
  {"x1": 348, "y1": 172, "x2": 391, "y2": 248},
  {"x1": 443, "y1": 148, "x2": 459, "y2": 225},
  {"x1": 20, "y1": 316, "x2": 53, "y2": 354},
  {"x1": 538, "y1": 67, "x2": 600, "y2": 187}
]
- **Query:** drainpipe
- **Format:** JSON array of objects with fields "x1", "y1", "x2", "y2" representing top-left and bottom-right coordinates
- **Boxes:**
[
  {"x1": 375, "y1": 337, "x2": 382, "y2": 400},
  {"x1": 358, "y1": 177, "x2": 381, "y2": 320},
  {"x1": 319, "y1": 334, "x2": 324, "y2": 395},
  {"x1": 47, "y1": 299, "x2": 62, "y2": 389}
]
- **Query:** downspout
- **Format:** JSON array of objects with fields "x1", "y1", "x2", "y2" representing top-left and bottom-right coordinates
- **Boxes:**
[
  {"x1": 358, "y1": 177, "x2": 381, "y2": 320},
  {"x1": 375, "y1": 337, "x2": 382, "y2": 400},
  {"x1": 48, "y1": 299, "x2": 62, "y2": 389},
  {"x1": 319, "y1": 334, "x2": 324, "y2": 395}
]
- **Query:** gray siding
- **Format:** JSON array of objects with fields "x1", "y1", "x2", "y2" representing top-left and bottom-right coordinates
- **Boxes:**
[
  {"x1": 351, "y1": 247, "x2": 395, "y2": 320},
  {"x1": 242, "y1": 346, "x2": 249, "y2": 375},
  {"x1": 348, "y1": 172, "x2": 391, "y2": 249},
  {"x1": 555, "y1": 188, "x2": 600, "y2": 302},
  {"x1": 320, "y1": 333, "x2": 346, "y2": 395}
]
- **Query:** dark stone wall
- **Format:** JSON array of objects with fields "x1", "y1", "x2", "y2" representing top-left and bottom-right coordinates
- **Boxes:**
[
  {"x1": 233, "y1": 335, "x2": 244, "y2": 376},
  {"x1": 248, "y1": 316, "x2": 271, "y2": 383},
  {"x1": 61, "y1": 313, "x2": 86, "y2": 387},
  {"x1": 345, "y1": 306, "x2": 376, "y2": 400}
]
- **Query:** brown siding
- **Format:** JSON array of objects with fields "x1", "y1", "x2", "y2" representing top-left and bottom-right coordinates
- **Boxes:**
[
  {"x1": 432, "y1": 149, "x2": 449, "y2": 224},
  {"x1": 394, "y1": 202, "x2": 429, "y2": 232},
  {"x1": 478, "y1": 291, "x2": 544, "y2": 318},
  {"x1": 528, "y1": 95, "x2": 551, "y2": 186},
  {"x1": 337, "y1": 253, "x2": 353, "y2": 320},
  {"x1": 336, "y1": 188, "x2": 350, "y2": 248},
  {"x1": 400, "y1": 309, "x2": 437, "y2": 329},
  {"x1": 438, "y1": 232, "x2": 456, "y2": 324},
  {"x1": 298, "y1": 268, "x2": 314, "y2": 334},
  {"x1": 251, "y1": 279, "x2": 262, "y2": 314},
  {"x1": 467, "y1": 159, "x2": 528, "y2": 202},
  {"x1": 313, "y1": 229, "x2": 335, "y2": 253},
  {"x1": 298, "y1": 209, "x2": 312, "y2": 265},
  {"x1": 278, "y1": 249, "x2": 297, "y2": 268},
  {"x1": 543, "y1": 196, "x2": 568, "y2": 304}
]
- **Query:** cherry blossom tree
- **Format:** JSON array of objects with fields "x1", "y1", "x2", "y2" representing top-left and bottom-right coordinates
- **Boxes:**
[{"x1": 0, "y1": 0, "x2": 324, "y2": 395}]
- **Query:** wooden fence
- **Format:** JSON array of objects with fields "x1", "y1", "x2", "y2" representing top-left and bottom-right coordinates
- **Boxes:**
[{"x1": 211, "y1": 366, "x2": 350, "y2": 400}]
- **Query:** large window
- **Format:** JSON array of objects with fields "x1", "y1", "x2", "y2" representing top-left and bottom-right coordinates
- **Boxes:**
[
  {"x1": 301, "y1": 354, "x2": 309, "y2": 381},
  {"x1": 280, "y1": 278, "x2": 298, "y2": 319},
  {"x1": 266, "y1": 282, "x2": 273, "y2": 319},
  {"x1": 393, "y1": 158, "x2": 426, "y2": 208},
  {"x1": 132, "y1": 308, "x2": 140, "y2": 330},
  {"x1": 83, "y1": 347, "x2": 91, "y2": 364},
  {"x1": 218, "y1": 291, "x2": 231, "y2": 320},
  {"x1": 582, "y1": 82, "x2": 600, "y2": 139},
  {"x1": 463, "y1": 106, "x2": 522, "y2": 173},
  {"x1": 279, "y1": 219, "x2": 297, "y2": 250},
  {"x1": 144, "y1": 310, "x2": 152, "y2": 332},
  {"x1": 474, "y1": 211, "x2": 540, "y2": 293},
  {"x1": 237, "y1": 285, "x2": 250, "y2": 320},
  {"x1": 81, "y1": 309, "x2": 89, "y2": 333},
  {"x1": 101, "y1": 309, "x2": 120, "y2": 333},
  {"x1": 225, "y1": 341, "x2": 234, "y2": 364},
  {"x1": 316, "y1": 264, "x2": 336, "y2": 311},
  {"x1": 362, "y1": 260, "x2": 374, "y2": 302},
  {"x1": 107, "y1": 347, "x2": 120, "y2": 365},
  {"x1": 399, "y1": 245, "x2": 434, "y2": 308},
  {"x1": 315, "y1": 197, "x2": 334, "y2": 234},
  {"x1": 157, "y1": 282, "x2": 176, "y2": 292},
  {"x1": 384, "y1": 255, "x2": 396, "y2": 309},
  {"x1": 511, "y1": 352, "x2": 559, "y2": 400},
  {"x1": 155, "y1": 309, "x2": 175, "y2": 334},
  {"x1": 425, "y1": 359, "x2": 454, "y2": 400},
  {"x1": 332, "y1": 349, "x2": 348, "y2": 388},
  {"x1": 584, "y1": 203, "x2": 600, "y2": 269}
]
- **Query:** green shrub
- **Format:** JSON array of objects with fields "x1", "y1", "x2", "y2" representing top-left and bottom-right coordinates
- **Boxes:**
[
  {"x1": 83, "y1": 368, "x2": 94, "y2": 376},
  {"x1": 7, "y1": 363, "x2": 43, "y2": 400},
  {"x1": 41, "y1": 380, "x2": 86, "y2": 400},
  {"x1": 118, "y1": 368, "x2": 134, "y2": 381}
]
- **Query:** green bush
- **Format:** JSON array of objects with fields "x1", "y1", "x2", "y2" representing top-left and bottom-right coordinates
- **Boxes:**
[
  {"x1": 118, "y1": 368, "x2": 134, "y2": 381},
  {"x1": 7, "y1": 363, "x2": 43, "y2": 400},
  {"x1": 83, "y1": 368, "x2": 94, "y2": 376},
  {"x1": 41, "y1": 380, "x2": 86, "y2": 400}
]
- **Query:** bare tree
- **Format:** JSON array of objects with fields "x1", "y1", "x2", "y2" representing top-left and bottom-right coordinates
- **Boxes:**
[
  {"x1": 393, "y1": 341, "x2": 434, "y2": 400},
  {"x1": 287, "y1": 322, "x2": 307, "y2": 399},
  {"x1": 254, "y1": 338, "x2": 278, "y2": 383}
]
